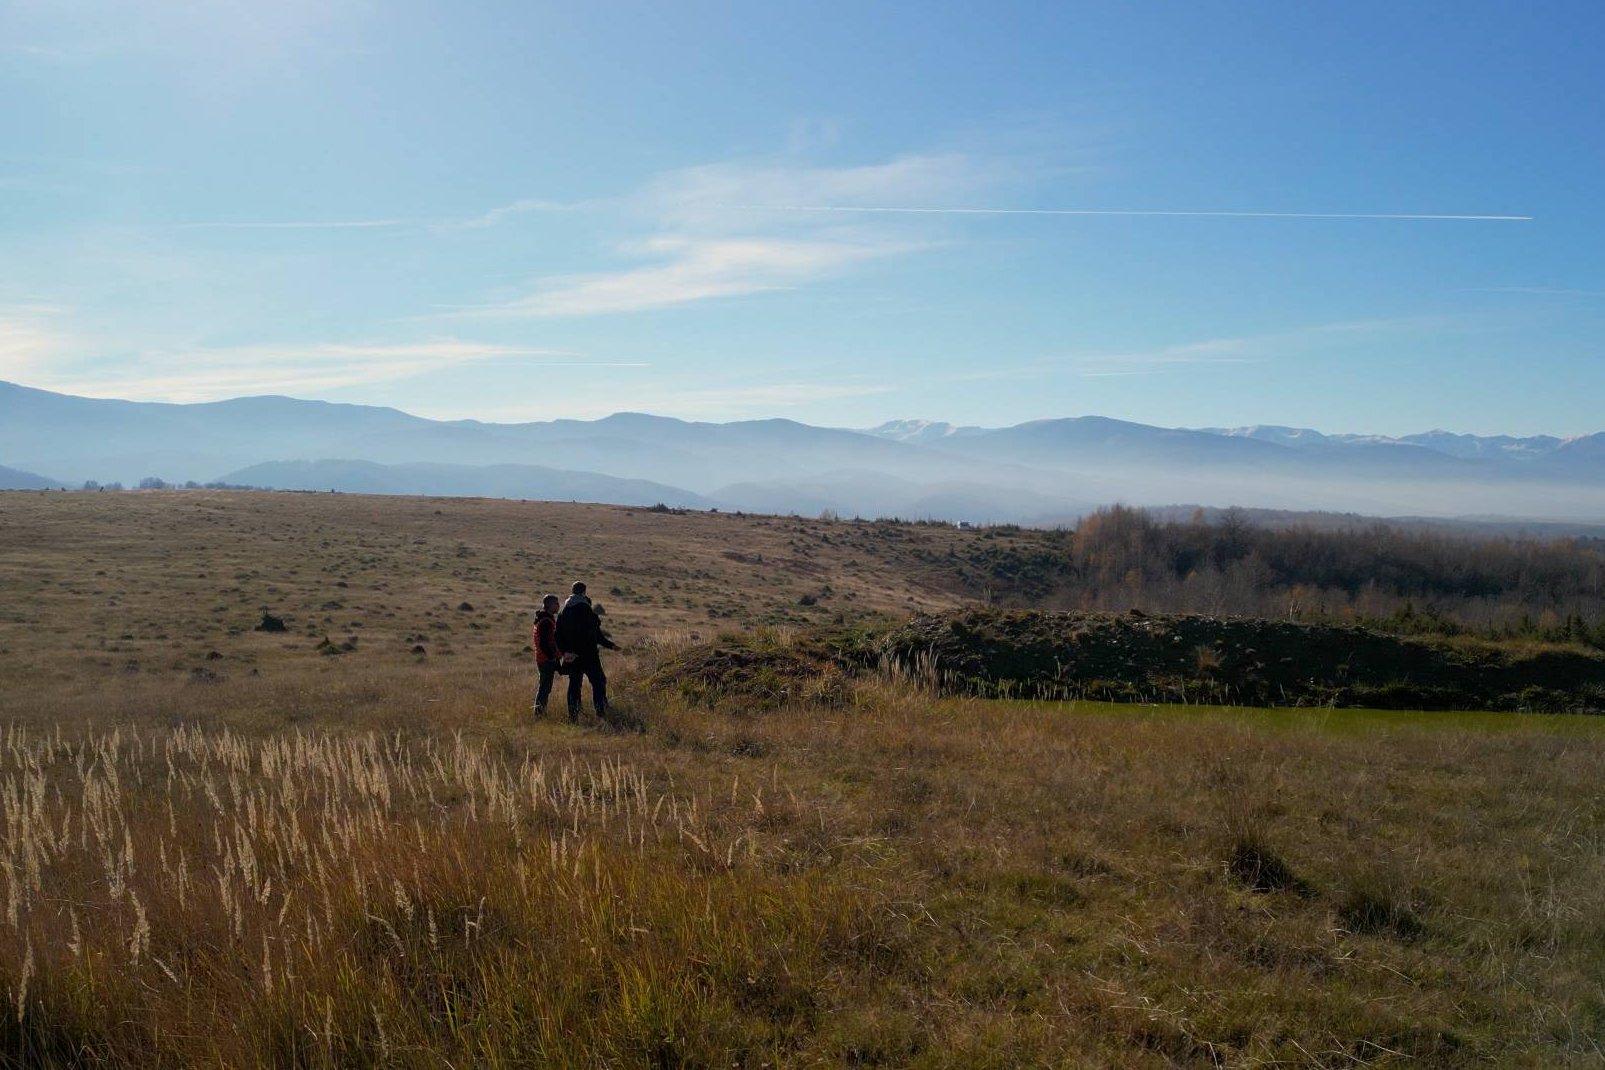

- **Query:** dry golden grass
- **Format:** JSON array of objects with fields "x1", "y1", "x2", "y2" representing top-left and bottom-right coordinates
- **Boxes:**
[
  {"x1": 0, "y1": 489, "x2": 984, "y2": 724},
  {"x1": 0, "y1": 722, "x2": 905, "y2": 1066},
  {"x1": 0, "y1": 491, "x2": 1602, "y2": 1067}
]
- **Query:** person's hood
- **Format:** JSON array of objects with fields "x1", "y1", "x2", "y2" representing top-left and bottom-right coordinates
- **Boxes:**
[{"x1": 563, "y1": 593, "x2": 592, "y2": 611}]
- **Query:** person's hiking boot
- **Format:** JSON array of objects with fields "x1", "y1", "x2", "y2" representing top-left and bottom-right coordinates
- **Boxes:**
[
  {"x1": 567, "y1": 707, "x2": 580, "y2": 724},
  {"x1": 533, "y1": 704, "x2": 545, "y2": 720}
]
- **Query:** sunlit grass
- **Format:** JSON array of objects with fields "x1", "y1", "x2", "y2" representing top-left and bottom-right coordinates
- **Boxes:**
[
  {"x1": 4, "y1": 670, "x2": 1603, "y2": 1065},
  {"x1": 993, "y1": 696, "x2": 1605, "y2": 735},
  {"x1": 2, "y1": 492, "x2": 1603, "y2": 1065}
]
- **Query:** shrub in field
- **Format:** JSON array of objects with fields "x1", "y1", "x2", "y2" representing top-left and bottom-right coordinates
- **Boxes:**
[
  {"x1": 1226, "y1": 835, "x2": 1307, "y2": 895},
  {"x1": 644, "y1": 629, "x2": 872, "y2": 710},
  {"x1": 1337, "y1": 877, "x2": 1427, "y2": 941}
]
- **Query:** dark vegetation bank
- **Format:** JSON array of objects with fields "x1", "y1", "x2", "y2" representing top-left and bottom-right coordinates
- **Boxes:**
[
  {"x1": 647, "y1": 611, "x2": 1605, "y2": 714},
  {"x1": 884, "y1": 610, "x2": 1605, "y2": 711}
]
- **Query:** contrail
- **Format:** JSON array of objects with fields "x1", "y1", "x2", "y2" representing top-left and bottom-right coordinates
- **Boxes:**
[
  {"x1": 175, "y1": 219, "x2": 414, "y2": 230},
  {"x1": 760, "y1": 205, "x2": 1532, "y2": 222}
]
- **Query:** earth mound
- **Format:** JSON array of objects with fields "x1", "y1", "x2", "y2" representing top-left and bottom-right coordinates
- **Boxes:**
[
  {"x1": 644, "y1": 626, "x2": 879, "y2": 710},
  {"x1": 881, "y1": 609, "x2": 1605, "y2": 711}
]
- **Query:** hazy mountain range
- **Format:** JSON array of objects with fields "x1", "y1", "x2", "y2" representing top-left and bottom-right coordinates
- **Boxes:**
[{"x1": 3, "y1": 380, "x2": 1602, "y2": 523}]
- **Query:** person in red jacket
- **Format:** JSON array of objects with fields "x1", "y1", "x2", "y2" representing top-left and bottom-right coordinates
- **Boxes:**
[{"x1": 531, "y1": 594, "x2": 561, "y2": 718}]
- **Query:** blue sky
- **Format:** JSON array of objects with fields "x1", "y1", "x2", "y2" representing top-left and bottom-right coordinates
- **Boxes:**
[{"x1": 2, "y1": 1, "x2": 1601, "y2": 435}]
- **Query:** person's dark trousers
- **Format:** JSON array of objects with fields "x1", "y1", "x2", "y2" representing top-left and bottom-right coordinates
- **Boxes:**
[
  {"x1": 534, "y1": 662, "x2": 557, "y2": 716},
  {"x1": 566, "y1": 653, "x2": 608, "y2": 722}
]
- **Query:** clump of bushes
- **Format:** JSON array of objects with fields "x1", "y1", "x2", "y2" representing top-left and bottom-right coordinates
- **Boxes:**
[
  {"x1": 1226, "y1": 835, "x2": 1308, "y2": 895},
  {"x1": 1337, "y1": 878, "x2": 1427, "y2": 941},
  {"x1": 645, "y1": 626, "x2": 882, "y2": 711},
  {"x1": 879, "y1": 608, "x2": 1605, "y2": 711},
  {"x1": 647, "y1": 634, "x2": 850, "y2": 710}
]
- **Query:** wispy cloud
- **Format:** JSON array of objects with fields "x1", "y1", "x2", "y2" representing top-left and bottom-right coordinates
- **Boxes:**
[
  {"x1": 448, "y1": 152, "x2": 997, "y2": 319},
  {"x1": 172, "y1": 198, "x2": 586, "y2": 233},
  {"x1": 158, "y1": 155, "x2": 1018, "y2": 321},
  {"x1": 639, "y1": 153, "x2": 1002, "y2": 230},
  {"x1": 0, "y1": 174, "x2": 80, "y2": 195},
  {"x1": 7, "y1": 325, "x2": 630, "y2": 403},
  {"x1": 431, "y1": 149, "x2": 1527, "y2": 323},
  {"x1": 786, "y1": 117, "x2": 843, "y2": 154},
  {"x1": 660, "y1": 379, "x2": 892, "y2": 410},
  {"x1": 1059, "y1": 318, "x2": 1429, "y2": 378},
  {"x1": 2, "y1": 0, "x2": 372, "y2": 79},
  {"x1": 109, "y1": 340, "x2": 622, "y2": 401},
  {"x1": 0, "y1": 40, "x2": 118, "y2": 63},
  {"x1": 174, "y1": 219, "x2": 416, "y2": 231},
  {"x1": 444, "y1": 198, "x2": 582, "y2": 232},
  {"x1": 460, "y1": 235, "x2": 919, "y2": 318},
  {"x1": 1070, "y1": 337, "x2": 1261, "y2": 377},
  {"x1": 0, "y1": 304, "x2": 78, "y2": 382},
  {"x1": 1469, "y1": 286, "x2": 1605, "y2": 297}
]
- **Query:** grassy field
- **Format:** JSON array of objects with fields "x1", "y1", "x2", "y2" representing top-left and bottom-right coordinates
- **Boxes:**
[
  {"x1": 0, "y1": 489, "x2": 987, "y2": 723},
  {"x1": 1, "y1": 491, "x2": 1603, "y2": 1067}
]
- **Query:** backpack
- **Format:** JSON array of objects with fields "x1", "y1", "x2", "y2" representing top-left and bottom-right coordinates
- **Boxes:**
[{"x1": 554, "y1": 602, "x2": 589, "y2": 652}]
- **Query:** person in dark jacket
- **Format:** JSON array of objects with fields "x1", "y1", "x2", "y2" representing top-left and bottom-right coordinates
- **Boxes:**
[
  {"x1": 531, "y1": 594, "x2": 561, "y2": 718},
  {"x1": 555, "y1": 581, "x2": 618, "y2": 722}
]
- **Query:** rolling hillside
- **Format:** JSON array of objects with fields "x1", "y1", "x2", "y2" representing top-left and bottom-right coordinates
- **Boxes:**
[{"x1": 0, "y1": 464, "x2": 61, "y2": 490}]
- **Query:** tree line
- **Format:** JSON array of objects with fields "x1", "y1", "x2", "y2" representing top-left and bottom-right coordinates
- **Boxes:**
[{"x1": 970, "y1": 506, "x2": 1605, "y2": 648}]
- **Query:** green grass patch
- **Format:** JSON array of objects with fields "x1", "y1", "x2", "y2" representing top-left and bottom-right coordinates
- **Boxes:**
[{"x1": 984, "y1": 696, "x2": 1605, "y2": 735}]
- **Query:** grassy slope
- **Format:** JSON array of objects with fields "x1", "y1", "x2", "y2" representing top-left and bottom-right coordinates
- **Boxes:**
[
  {"x1": 0, "y1": 490, "x2": 990, "y2": 718},
  {"x1": 0, "y1": 491, "x2": 1602, "y2": 1067}
]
